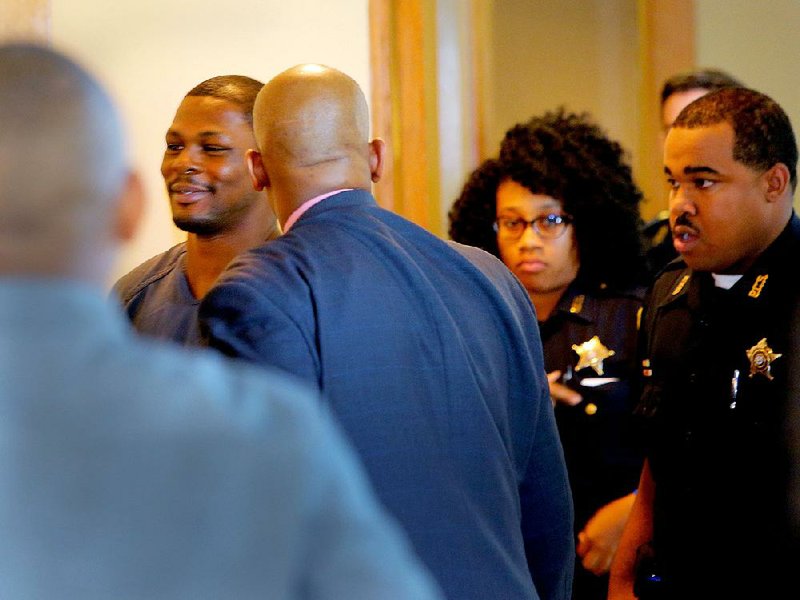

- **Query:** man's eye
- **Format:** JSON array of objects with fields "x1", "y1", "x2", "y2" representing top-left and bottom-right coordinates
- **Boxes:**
[
  {"x1": 165, "y1": 143, "x2": 182, "y2": 153},
  {"x1": 695, "y1": 178, "x2": 714, "y2": 189},
  {"x1": 503, "y1": 219, "x2": 523, "y2": 229},
  {"x1": 666, "y1": 178, "x2": 678, "y2": 190},
  {"x1": 204, "y1": 145, "x2": 229, "y2": 153}
]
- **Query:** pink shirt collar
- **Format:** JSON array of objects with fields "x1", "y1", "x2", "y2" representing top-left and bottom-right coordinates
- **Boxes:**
[{"x1": 282, "y1": 189, "x2": 353, "y2": 233}]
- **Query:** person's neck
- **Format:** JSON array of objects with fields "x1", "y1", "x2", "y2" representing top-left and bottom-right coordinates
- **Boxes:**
[
  {"x1": 273, "y1": 166, "x2": 371, "y2": 228},
  {"x1": 184, "y1": 212, "x2": 277, "y2": 299},
  {"x1": 531, "y1": 288, "x2": 566, "y2": 322},
  {"x1": 277, "y1": 187, "x2": 353, "y2": 228}
]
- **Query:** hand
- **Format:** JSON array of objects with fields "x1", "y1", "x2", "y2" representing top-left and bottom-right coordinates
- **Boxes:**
[
  {"x1": 577, "y1": 492, "x2": 636, "y2": 575},
  {"x1": 547, "y1": 370, "x2": 582, "y2": 406}
]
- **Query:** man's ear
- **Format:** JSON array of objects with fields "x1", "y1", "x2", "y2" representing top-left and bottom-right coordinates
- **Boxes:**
[
  {"x1": 764, "y1": 163, "x2": 791, "y2": 202},
  {"x1": 114, "y1": 171, "x2": 145, "y2": 243},
  {"x1": 246, "y1": 149, "x2": 270, "y2": 191},
  {"x1": 368, "y1": 138, "x2": 386, "y2": 183}
]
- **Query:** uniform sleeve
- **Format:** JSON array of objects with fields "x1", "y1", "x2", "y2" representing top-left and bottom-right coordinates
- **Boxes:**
[
  {"x1": 199, "y1": 275, "x2": 321, "y2": 387},
  {"x1": 299, "y1": 404, "x2": 444, "y2": 600},
  {"x1": 519, "y1": 371, "x2": 575, "y2": 600}
]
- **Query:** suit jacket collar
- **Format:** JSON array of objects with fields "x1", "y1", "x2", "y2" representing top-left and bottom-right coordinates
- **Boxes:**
[{"x1": 290, "y1": 189, "x2": 378, "y2": 228}]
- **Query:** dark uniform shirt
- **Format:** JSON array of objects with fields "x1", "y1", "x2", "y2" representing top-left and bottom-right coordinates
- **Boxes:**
[
  {"x1": 542, "y1": 282, "x2": 644, "y2": 599},
  {"x1": 637, "y1": 214, "x2": 800, "y2": 597}
]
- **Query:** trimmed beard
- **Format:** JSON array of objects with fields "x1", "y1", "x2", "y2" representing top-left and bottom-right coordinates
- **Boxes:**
[{"x1": 172, "y1": 215, "x2": 225, "y2": 236}]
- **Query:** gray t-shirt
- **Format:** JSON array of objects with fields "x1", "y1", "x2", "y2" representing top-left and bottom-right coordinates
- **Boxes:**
[{"x1": 112, "y1": 243, "x2": 201, "y2": 345}]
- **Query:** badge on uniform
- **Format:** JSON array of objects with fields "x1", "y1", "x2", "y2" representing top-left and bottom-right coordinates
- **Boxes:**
[
  {"x1": 746, "y1": 337, "x2": 781, "y2": 380},
  {"x1": 572, "y1": 336, "x2": 615, "y2": 376}
]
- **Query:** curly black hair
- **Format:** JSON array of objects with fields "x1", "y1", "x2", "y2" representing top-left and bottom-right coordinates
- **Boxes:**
[
  {"x1": 449, "y1": 109, "x2": 647, "y2": 289},
  {"x1": 448, "y1": 159, "x2": 504, "y2": 257}
]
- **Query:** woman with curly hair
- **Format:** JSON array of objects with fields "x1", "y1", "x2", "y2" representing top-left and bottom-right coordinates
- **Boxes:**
[{"x1": 450, "y1": 109, "x2": 646, "y2": 600}]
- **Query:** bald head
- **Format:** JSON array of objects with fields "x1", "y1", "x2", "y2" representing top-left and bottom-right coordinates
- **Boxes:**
[
  {"x1": 248, "y1": 64, "x2": 384, "y2": 224},
  {"x1": 0, "y1": 43, "x2": 138, "y2": 282}
]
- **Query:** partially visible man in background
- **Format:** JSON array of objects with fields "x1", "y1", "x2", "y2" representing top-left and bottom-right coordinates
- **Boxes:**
[
  {"x1": 660, "y1": 68, "x2": 743, "y2": 132},
  {"x1": 113, "y1": 75, "x2": 279, "y2": 345},
  {"x1": 0, "y1": 43, "x2": 441, "y2": 600}
]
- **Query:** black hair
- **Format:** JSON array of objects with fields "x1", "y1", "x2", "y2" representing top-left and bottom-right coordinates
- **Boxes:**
[
  {"x1": 450, "y1": 109, "x2": 647, "y2": 289},
  {"x1": 660, "y1": 68, "x2": 743, "y2": 106},
  {"x1": 186, "y1": 75, "x2": 264, "y2": 124},
  {"x1": 674, "y1": 87, "x2": 798, "y2": 191},
  {"x1": 448, "y1": 159, "x2": 504, "y2": 257}
]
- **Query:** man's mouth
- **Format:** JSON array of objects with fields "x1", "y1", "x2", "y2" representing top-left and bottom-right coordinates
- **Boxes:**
[
  {"x1": 169, "y1": 182, "x2": 212, "y2": 203},
  {"x1": 672, "y1": 224, "x2": 699, "y2": 253}
]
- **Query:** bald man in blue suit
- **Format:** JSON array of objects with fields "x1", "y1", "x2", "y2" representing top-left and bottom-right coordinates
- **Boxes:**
[{"x1": 200, "y1": 64, "x2": 574, "y2": 600}]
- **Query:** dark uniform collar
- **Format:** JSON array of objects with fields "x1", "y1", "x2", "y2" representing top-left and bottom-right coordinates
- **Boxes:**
[
  {"x1": 548, "y1": 280, "x2": 643, "y2": 325},
  {"x1": 548, "y1": 282, "x2": 598, "y2": 326}
]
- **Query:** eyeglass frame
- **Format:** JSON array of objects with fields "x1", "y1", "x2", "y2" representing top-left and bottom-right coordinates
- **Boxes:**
[{"x1": 492, "y1": 213, "x2": 574, "y2": 240}]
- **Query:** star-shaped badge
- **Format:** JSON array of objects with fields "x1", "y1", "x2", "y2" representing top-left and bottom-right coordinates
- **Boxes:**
[
  {"x1": 746, "y1": 338, "x2": 781, "y2": 380},
  {"x1": 572, "y1": 336, "x2": 615, "y2": 376}
]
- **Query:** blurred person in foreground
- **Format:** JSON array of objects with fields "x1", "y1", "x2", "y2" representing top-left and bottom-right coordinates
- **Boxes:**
[
  {"x1": 113, "y1": 74, "x2": 279, "y2": 345},
  {"x1": 450, "y1": 109, "x2": 647, "y2": 600},
  {"x1": 0, "y1": 43, "x2": 442, "y2": 600},
  {"x1": 200, "y1": 64, "x2": 574, "y2": 600},
  {"x1": 609, "y1": 87, "x2": 799, "y2": 599}
]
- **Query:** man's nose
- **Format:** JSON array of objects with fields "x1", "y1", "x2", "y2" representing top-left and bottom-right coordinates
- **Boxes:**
[
  {"x1": 669, "y1": 185, "x2": 697, "y2": 218},
  {"x1": 169, "y1": 147, "x2": 202, "y2": 175}
]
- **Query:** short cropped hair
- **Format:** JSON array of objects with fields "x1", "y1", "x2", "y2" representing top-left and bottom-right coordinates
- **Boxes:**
[
  {"x1": 674, "y1": 87, "x2": 798, "y2": 191},
  {"x1": 660, "y1": 68, "x2": 743, "y2": 106},
  {"x1": 186, "y1": 75, "x2": 264, "y2": 124},
  {"x1": 450, "y1": 109, "x2": 647, "y2": 289}
]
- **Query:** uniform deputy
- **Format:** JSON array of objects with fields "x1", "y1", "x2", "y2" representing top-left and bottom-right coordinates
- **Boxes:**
[
  {"x1": 451, "y1": 109, "x2": 648, "y2": 600},
  {"x1": 609, "y1": 87, "x2": 800, "y2": 600}
]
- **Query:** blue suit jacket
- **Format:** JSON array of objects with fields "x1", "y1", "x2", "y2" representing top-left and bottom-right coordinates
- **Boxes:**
[{"x1": 201, "y1": 190, "x2": 574, "y2": 599}]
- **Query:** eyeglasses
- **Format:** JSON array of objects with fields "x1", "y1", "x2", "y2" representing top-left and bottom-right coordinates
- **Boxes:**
[{"x1": 493, "y1": 213, "x2": 573, "y2": 240}]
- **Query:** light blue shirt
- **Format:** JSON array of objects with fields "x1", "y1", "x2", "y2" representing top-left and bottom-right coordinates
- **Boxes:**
[{"x1": 0, "y1": 278, "x2": 442, "y2": 600}]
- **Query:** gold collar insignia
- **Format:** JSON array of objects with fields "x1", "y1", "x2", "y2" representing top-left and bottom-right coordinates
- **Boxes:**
[
  {"x1": 672, "y1": 274, "x2": 690, "y2": 296},
  {"x1": 569, "y1": 294, "x2": 585, "y2": 314},
  {"x1": 748, "y1": 274, "x2": 768, "y2": 299}
]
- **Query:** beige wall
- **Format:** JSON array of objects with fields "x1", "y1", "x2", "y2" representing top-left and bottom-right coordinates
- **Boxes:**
[
  {"x1": 459, "y1": 0, "x2": 800, "y2": 224},
  {"x1": 695, "y1": 0, "x2": 800, "y2": 207},
  {"x1": 51, "y1": 0, "x2": 370, "y2": 283},
  {"x1": 0, "y1": 0, "x2": 50, "y2": 40},
  {"x1": 437, "y1": 0, "x2": 480, "y2": 229},
  {"x1": 484, "y1": 0, "x2": 641, "y2": 172},
  {"x1": 23, "y1": 1, "x2": 800, "y2": 266}
]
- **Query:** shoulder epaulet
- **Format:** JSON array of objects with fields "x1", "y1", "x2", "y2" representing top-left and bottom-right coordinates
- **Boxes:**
[
  {"x1": 654, "y1": 255, "x2": 686, "y2": 277},
  {"x1": 648, "y1": 259, "x2": 691, "y2": 304}
]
